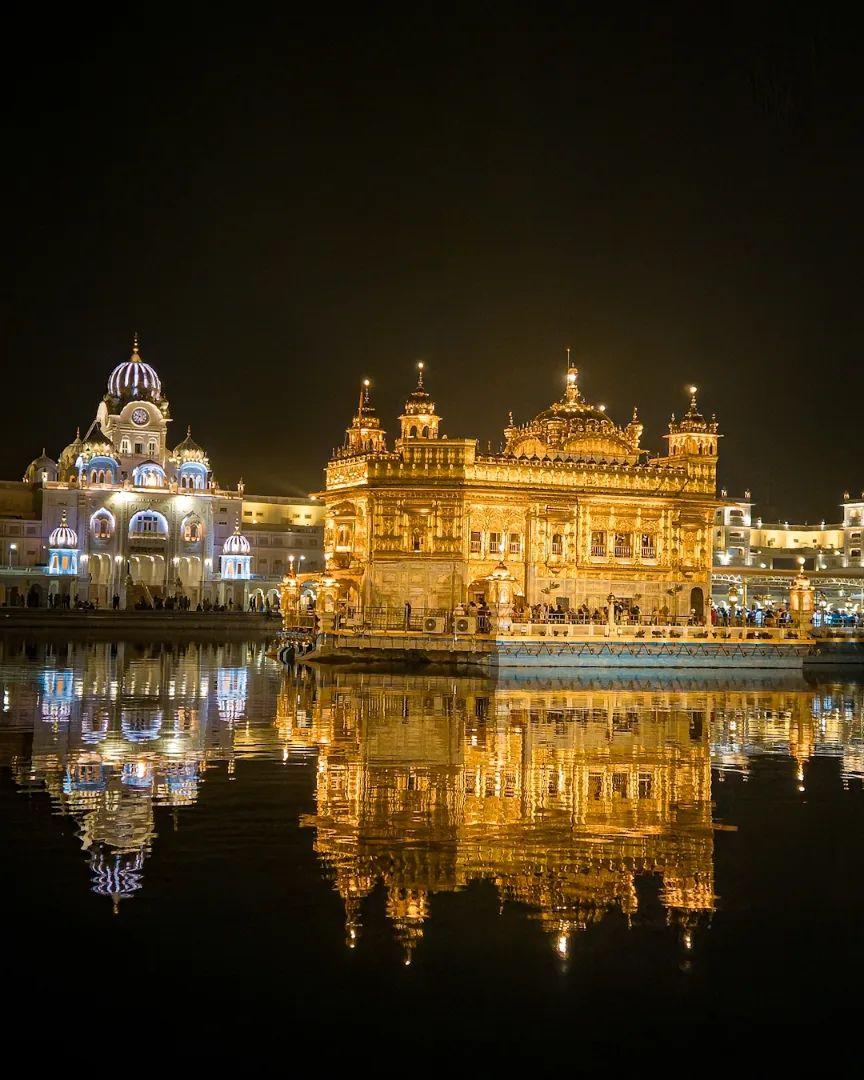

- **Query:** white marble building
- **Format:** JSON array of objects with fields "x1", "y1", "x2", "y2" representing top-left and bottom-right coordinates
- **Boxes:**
[{"x1": 1, "y1": 337, "x2": 323, "y2": 608}]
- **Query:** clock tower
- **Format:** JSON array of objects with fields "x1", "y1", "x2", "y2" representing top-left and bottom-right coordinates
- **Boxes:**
[{"x1": 98, "y1": 334, "x2": 171, "y2": 475}]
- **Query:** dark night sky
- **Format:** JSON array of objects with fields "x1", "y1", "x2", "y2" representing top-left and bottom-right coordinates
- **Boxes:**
[{"x1": 3, "y1": 9, "x2": 862, "y2": 520}]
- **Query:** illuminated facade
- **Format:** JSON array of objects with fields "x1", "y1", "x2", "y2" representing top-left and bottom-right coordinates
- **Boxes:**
[
  {"x1": 320, "y1": 363, "x2": 720, "y2": 618},
  {"x1": 712, "y1": 493, "x2": 864, "y2": 614},
  {"x1": 1, "y1": 336, "x2": 324, "y2": 607}
]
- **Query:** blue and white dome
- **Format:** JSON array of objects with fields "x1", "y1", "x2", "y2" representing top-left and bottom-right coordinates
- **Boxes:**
[
  {"x1": 50, "y1": 510, "x2": 78, "y2": 548},
  {"x1": 223, "y1": 521, "x2": 250, "y2": 554},
  {"x1": 107, "y1": 335, "x2": 162, "y2": 400}
]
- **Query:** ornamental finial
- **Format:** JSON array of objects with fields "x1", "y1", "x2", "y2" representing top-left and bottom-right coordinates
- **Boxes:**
[
  {"x1": 416, "y1": 360, "x2": 424, "y2": 388},
  {"x1": 131, "y1": 332, "x2": 140, "y2": 360},
  {"x1": 357, "y1": 377, "x2": 371, "y2": 415},
  {"x1": 564, "y1": 349, "x2": 579, "y2": 403},
  {"x1": 688, "y1": 384, "x2": 698, "y2": 412}
]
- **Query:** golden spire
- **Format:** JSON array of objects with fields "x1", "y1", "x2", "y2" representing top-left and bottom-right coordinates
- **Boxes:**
[
  {"x1": 416, "y1": 360, "x2": 424, "y2": 388},
  {"x1": 565, "y1": 347, "x2": 579, "y2": 404},
  {"x1": 131, "y1": 332, "x2": 140, "y2": 361},
  {"x1": 357, "y1": 378, "x2": 372, "y2": 416}
]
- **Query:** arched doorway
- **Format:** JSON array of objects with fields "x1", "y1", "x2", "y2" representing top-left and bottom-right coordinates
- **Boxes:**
[
  {"x1": 468, "y1": 579, "x2": 488, "y2": 606},
  {"x1": 690, "y1": 586, "x2": 705, "y2": 621}
]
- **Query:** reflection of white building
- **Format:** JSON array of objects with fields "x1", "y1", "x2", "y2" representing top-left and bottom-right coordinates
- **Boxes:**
[{"x1": 0, "y1": 336, "x2": 324, "y2": 607}]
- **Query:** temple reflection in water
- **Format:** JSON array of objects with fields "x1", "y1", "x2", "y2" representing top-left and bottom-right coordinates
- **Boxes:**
[
  {"x1": 3, "y1": 640, "x2": 864, "y2": 962},
  {"x1": 279, "y1": 673, "x2": 716, "y2": 961}
]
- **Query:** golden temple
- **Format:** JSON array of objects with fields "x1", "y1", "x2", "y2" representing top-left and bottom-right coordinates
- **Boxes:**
[{"x1": 319, "y1": 359, "x2": 720, "y2": 619}]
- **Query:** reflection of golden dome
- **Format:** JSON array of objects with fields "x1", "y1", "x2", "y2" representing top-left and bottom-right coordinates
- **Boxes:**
[{"x1": 503, "y1": 366, "x2": 641, "y2": 464}]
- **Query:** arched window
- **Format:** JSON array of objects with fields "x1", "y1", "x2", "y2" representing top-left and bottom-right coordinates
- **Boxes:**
[
  {"x1": 551, "y1": 533, "x2": 564, "y2": 556},
  {"x1": 120, "y1": 439, "x2": 130, "y2": 454},
  {"x1": 183, "y1": 518, "x2": 201, "y2": 542},
  {"x1": 91, "y1": 510, "x2": 115, "y2": 540},
  {"x1": 129, "y1": 510, "x2": 169, "y2": 538},
  {"x1": 132, "y1": 463, "x2": 166, "y2": 488},
  {"x1": 412, "y1": 531, "x2": 423, "y2": 552}
]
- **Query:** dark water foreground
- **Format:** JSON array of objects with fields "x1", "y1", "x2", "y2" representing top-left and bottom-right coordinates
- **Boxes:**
[{"x1": 2, "y1": 636, "x2": 864, "y2": 1062}]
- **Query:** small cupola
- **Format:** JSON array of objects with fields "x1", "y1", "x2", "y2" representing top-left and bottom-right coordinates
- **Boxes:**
[
  {"x1": 343, "y1": 379, "x2": 387, "y2": 455},
  {"x1": 399, "y1": 362, "x2": 440, "y2": 440}
]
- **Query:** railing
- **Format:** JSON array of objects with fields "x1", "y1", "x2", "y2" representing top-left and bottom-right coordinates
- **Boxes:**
[
  {"x1": 504, "y1": 621, "x2": 807, "y2": 643},
  {"x1": 327, "y1": 606, "x2": 494, "y2": 634},
  {"x1": 319, "y1": 606, "x2": 811, "y2": 643}
]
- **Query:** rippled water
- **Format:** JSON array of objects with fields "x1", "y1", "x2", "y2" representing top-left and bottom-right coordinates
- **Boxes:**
[{"x1": 2, "y1": 636, "x2": 864, "y2": 1059}]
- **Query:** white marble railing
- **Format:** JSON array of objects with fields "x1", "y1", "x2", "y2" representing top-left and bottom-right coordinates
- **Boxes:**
[{"x1": 502, "y1": 622, "x2": 808, "y2": 643}]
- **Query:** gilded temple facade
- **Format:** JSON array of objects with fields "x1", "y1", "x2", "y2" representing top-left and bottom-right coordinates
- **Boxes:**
[{"x1": 320, "y1": 362, "x2": 721, "y2": 619}]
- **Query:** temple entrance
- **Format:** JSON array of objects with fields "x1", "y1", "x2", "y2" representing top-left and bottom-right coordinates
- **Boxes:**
[
  {"x1": 176, "y1": 556, "x2": 202, "y2": 603},
  {"x1": 88, "y1": 552, "x2": 112, "y2": 607},
  {"x1": 129, "y1": 554, "x2": 166, "y2": 595},
  {"x1": 689, "y1": 586, "x2": 705, "y2": 620}
]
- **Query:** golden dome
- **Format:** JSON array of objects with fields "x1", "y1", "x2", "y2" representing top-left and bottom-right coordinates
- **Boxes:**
[{"x1": 503, "y1": 364, "x2": 642, "y2": 464}]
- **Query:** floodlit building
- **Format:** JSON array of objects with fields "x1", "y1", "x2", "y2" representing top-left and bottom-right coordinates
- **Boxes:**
[
  {"x1": 711, "y1": 492, "x2": 864, "y2": 615},
  {"x1": 0, "y1": 337, "x2": 324, "y2": 608},
  {"x1": 320, "y1": 361, "x2": 721, "y2": 619}
]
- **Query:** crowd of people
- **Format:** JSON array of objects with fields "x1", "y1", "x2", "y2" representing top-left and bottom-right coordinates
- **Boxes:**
[{"x1": 710, "y1": 605, "x2": 792, "y2": 627}]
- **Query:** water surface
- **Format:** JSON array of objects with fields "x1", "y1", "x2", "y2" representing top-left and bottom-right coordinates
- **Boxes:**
[{"x1": 2, "y1": 637, "x2": 863, "y2": 1060}]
